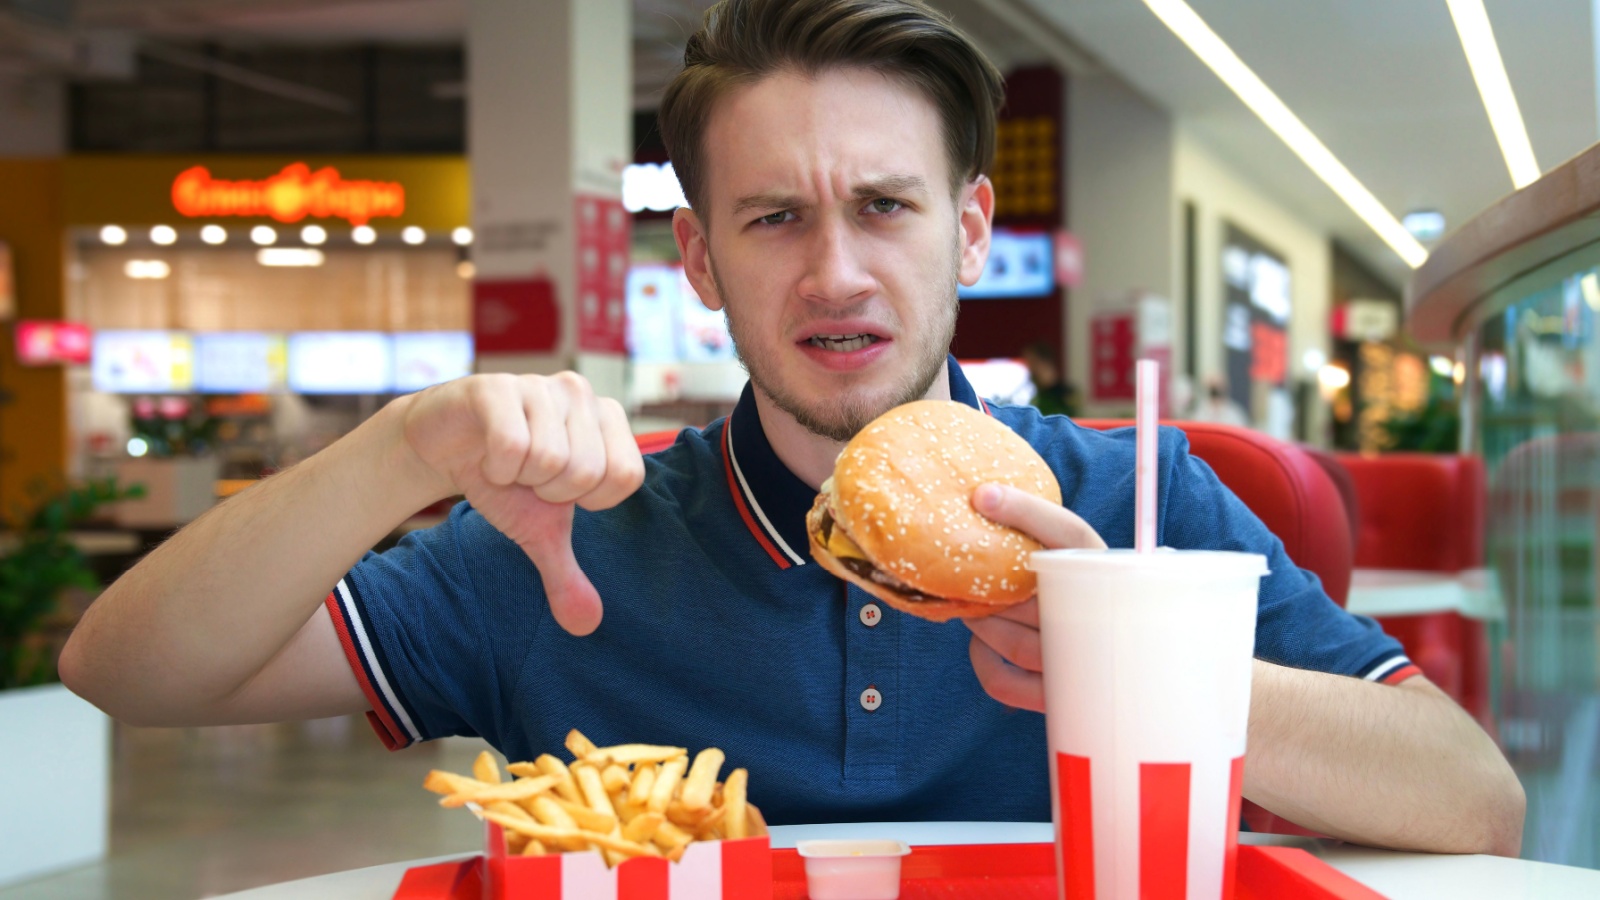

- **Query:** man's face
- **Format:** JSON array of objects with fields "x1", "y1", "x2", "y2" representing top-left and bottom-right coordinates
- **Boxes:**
[{"x1": 674, "y1": 67, "x2": 993, "y2": 441}]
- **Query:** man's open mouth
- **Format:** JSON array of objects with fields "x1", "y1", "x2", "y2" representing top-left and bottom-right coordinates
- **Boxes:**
[{"x1": 806, "y1": 333, "x2": 881, "y2": 352}]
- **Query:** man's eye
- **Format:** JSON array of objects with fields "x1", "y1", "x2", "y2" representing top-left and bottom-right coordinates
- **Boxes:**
[
  {"x1": 758, "y1": 211, "x2": 791, "y2": 226},
  {"x1": 869, "y1": 198, "x2": 903, "y2": 214}
]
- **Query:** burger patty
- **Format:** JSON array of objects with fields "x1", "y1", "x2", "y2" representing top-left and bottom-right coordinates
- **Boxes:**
[{"x1": 816, "y1": 507, "x2": 942, "y2": 604}]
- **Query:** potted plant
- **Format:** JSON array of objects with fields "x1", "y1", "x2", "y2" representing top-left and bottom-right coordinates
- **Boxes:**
[{"x1": 0, "y1": 477, "x2": 142, "y2": 888}]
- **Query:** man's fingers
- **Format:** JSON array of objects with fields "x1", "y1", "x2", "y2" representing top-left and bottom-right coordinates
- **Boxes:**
[
  {"x1": 968, "y1": 635, "x2": 1044, "y2": 712},
  {"x1": 516, "y1": 380, "x2": 571, "y2": 488},
  {"x1": 579, "y1": 398, "x2": 646, "y2": 511},
  {"x1": 519, "y1": 506, "x2": 603, "y2": 637},
  {"x1": 972, "y1": 483, "x2": 1107, "y2": 550},
  {"x1": 473, "y1": 376, "x2": 532, "y2": 487},
  {"x1": 534, "y1": 379, "x2": 607, "y2": 506},
  {"x1": 964, "y1": 613, "x2": 1042, "y2": 672}
]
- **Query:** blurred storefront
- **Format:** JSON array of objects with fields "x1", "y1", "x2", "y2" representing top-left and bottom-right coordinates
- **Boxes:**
[{"x1": 1, "y1": 154, "x2": 471, "y2": 525}]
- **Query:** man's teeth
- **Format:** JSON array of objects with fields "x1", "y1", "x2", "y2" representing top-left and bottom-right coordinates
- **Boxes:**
[{"x1": 809, "y1": 334, "x2": 876, "y2": 352}]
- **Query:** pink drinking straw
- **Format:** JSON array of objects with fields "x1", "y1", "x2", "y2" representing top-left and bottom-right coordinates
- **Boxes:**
[{"x1": 1135, "y1": 359, "x2": 1159, "y2": 553}]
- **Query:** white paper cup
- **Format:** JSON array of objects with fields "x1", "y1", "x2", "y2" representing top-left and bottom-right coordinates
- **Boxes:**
[{"x1": 1030, "y1": 548, "x2": 1267, "y2": 900}]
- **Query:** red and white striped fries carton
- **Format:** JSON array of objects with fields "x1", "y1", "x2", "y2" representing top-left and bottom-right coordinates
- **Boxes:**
[
  {"x1": 1031, "y1": 549, "x2": 1267, "y2": 900},
  {"x1": 482, "y1": 821, "x2": 772, "y2": 900}
]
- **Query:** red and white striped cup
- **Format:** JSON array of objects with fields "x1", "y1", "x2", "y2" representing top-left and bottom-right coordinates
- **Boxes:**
[{"x1": 1030, "y1": 549, "x2": 1267, "y2": 900}]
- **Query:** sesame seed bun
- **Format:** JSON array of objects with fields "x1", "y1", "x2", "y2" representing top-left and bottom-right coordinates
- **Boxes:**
[{"x1": 806, "y1": 400, "x2": 1062, "y2": 621}]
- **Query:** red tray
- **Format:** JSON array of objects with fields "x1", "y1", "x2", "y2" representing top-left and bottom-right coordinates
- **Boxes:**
[{"x1": 394, "y1": 842, "x2": 1387, "y2": 899}]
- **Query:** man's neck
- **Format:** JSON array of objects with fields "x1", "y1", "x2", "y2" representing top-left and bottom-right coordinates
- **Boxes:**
[{"x1": 751, "y1": 366, "x2": 954, "y2": 490}]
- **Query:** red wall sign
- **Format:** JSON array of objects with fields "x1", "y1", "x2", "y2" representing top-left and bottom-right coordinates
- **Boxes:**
[
  {"x1": 171, "y1": 163, "x2": 405, "y2": 225},
  {"x1": 15, "y1": 320, "x2": 92, "y2": 366},
  {"x1": 1054, "y1": 230, "x2": 1084, "y2": 290},
  {"x1": 1090, "y1": 312, "x2": 1136, "y2": 402},
  {"x1": 473, "y1": 278, "x2": 560, "y2": 354},
  {"x1": 574, "y1": 194, "x2": 630, "y2": 354}
]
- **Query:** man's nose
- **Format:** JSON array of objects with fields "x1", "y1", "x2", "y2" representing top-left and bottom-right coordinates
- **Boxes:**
[{"x1": 796, "y1": 215, "x2": 875, "y2": 306}]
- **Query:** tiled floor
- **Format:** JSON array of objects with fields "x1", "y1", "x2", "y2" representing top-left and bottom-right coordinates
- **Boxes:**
[{"x1": 0, "y1": 718, "x2": 489, "y2": 900}]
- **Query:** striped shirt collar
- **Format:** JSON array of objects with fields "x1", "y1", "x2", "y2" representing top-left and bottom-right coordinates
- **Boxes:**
[{"x1": 721, "y1": 355, "x2": 987, "y2": 570}]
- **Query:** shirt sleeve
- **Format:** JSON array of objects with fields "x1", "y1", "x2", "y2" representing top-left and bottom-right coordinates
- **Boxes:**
[
  {"x1": 323, "y1": 501, "x2": 546, "y2": 749},
  {"x1": 1156, "y1": 429, "x2": 1419, "y2": 685}
]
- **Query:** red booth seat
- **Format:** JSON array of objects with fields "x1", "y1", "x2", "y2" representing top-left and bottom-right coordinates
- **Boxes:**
[
  {"x1": 1077, "y1": 420, "x2": 1353, "y2": 607},
  {"x1": 1334, "y1": 453, "x2": 1490, "y2": 726}
]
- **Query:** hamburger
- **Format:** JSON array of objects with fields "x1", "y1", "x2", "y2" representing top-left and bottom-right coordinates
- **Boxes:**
[{"x1": 806, "y1": 400, "x2": 1063, "y2": 621}]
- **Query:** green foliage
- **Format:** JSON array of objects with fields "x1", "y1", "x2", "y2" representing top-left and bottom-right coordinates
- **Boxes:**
[
  {"x1": 0, "y1": 478, "x2": 144, "y2": 690},
  {"x1": 1381, "y1": 372, "x2": 1462, "y2": 453}
]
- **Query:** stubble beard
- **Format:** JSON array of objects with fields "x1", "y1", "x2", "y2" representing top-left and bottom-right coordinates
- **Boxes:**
[{"x1": 710, "y1": 245, "x2": 960, "y2": 443}]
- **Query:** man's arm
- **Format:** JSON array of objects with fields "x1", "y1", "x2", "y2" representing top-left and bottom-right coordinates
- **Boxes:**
[
  {"x1": 60, "y1": 373, "x2": 642, "y2": 728},
  {"x1": 963, "y1": 483, "x2": 1525, "y2": 857},
  {"x1": 1246, "y1": 661, "x2": 1524, "y2": 856}
]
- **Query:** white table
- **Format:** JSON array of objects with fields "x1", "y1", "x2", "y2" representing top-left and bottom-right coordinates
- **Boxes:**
[
  {"x1": 213, "y1": 822, "x2": 1600, "y2": 899},
  {"x1": 1345, "y1": 568, "x2": 1504, "y2": 620}
]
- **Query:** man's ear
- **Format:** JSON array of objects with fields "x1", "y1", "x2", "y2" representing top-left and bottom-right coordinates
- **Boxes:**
[
  {"x1": 956, "y1": 175, "x2": 995, "y2": 288},
  {"x1": 673, "y1": 206, "x2": 724, "y2": 311}
]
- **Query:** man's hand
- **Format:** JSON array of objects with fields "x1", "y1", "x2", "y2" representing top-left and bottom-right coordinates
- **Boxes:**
[
  {"x1": 400, "y1": 372, "x2": 645, "y2": 636},
  {"x1": 963, "y1": 483, "x2": 1106, "y2": 710}
]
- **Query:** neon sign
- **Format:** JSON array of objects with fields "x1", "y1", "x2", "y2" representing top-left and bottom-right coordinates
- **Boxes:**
[{"x1": 171, "y1": 163, "x2": 406, "y2": 226}]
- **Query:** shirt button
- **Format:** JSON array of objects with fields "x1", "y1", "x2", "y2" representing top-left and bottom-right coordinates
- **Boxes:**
[
  {"x1": 860, "y1": 686, "x2": 882, "y2": 712},
  {"x1": 859, "y1": 603, "x2": 882, "y2": 627}
]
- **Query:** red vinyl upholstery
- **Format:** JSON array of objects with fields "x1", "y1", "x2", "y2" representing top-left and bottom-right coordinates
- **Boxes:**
[
  {"x1": 1076, "y1": 420, "x2": 1354, "y2": 607},
  {"x1": 1334, "y1": 453, "x2": 1490, "y2": 726},
  {"x1": 1334, "y1": 454, "x2": 1485, "y2": 571},
  {"x1": 633, "y1": 429, "x2": 682, "y2": 455}
]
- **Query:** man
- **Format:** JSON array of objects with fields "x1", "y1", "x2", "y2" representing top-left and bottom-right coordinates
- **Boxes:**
[
  {"x1": 1188, "y1": 375, "x2": 1251, "y2": 427},
  {"x1": 1021, "y1": 341, "x2": 1078, "y2": 418},
  {"x1": 61, "y1": 0, "x2": 1522, "y2": 852}
]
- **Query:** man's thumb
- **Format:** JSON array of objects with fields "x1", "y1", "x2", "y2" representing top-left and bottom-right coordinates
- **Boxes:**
[{"x1": 521, "y1": 527, "x2": 603, "y2": 637}]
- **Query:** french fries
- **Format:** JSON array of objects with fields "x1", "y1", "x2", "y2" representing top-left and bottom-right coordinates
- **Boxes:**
[{"x1": 422, "y1": 729, "x2": 765, "y2": 869}]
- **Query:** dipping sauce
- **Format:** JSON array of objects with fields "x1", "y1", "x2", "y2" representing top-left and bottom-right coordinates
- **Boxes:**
[{"x1": 795, "y1": 839, "x2": 911, "y2": 900}]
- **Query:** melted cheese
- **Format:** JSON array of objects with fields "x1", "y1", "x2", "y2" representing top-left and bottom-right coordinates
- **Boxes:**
[{"x1": 828, "y1": 524, "x2": 868, "y2": 560}]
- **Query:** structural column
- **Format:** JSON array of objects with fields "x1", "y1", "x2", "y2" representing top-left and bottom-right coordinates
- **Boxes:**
[{"x1": 467, "y1": 0, "x2": 633, "y2": 399}]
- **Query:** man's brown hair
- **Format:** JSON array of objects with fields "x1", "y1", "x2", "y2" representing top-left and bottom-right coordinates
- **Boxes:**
[{"x1": 658, "y1": 0, "x2": 1005, "y2": 213}]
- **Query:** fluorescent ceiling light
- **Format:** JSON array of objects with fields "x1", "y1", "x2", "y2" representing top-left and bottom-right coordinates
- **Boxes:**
[
  {"x1": 1402, "y1": 210, "x2": 1447, "y2": 242},
  {"x1": 124, "y1": 259, "x2": 171, "y2": 279},
  {"x1": 256, "y1": 248, "x2": 325, "y2": 267},
  {"x1": 1140, "y1": 0, "x2": 1428, "y2": 268},
  {"x1": 1446, "y1": 0, "x2": 1540, "y2": 189}
]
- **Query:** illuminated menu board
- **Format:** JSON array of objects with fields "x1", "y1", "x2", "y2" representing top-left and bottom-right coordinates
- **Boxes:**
[
  {"x1": 194, "y1": 333, "x2": 287, "y2": 393},
  {"x1": 92, "y1": 331, "x2": 195, "y2": 393},
  {"x1": 393, "y1": 332, "x2": 473, "y2": 392},
  {"x1": 287, "y1": 332, "x2": 392, "y2": 394},
  {"x1": 958, "y1": 229, "x2": 1054, "y2": 299}
]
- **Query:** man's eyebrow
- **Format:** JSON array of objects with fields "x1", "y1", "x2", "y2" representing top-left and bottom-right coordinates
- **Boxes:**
[
  {"x1": 731, "y1": 193, "x2": 803, "y2": 216},
  {"x1": 728, "y1": 175, "x2": 931, "y2": 217},
  {"x1": 852, "y1": 175, "x2": 929, "y2": 199}
]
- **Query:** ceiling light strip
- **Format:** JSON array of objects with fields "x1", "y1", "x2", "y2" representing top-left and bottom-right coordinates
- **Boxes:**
[
  {"x1": 1140, "y1": 0, "x2": 1428, "y2": 268},
  {"x1": 1445, "y1": 0, "x2": 1541, "y2": 189}
]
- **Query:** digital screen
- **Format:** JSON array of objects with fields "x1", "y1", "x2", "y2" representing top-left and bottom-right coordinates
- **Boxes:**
[
  {"x1": 676, "y1": 270, "x2": 735, "y2": 362},
  {"x1": 92, "y1": 330, "x2": 194, "y2": 393},
  {"x1": 393, "y1": 332, "x2": 473, "y2": 392},
  {"x1": 626, "y1": 265, "x2": 683, "y2": 364},
  {"x1": 959, "y1": 229, "x2": 1054, "y2": 299},
  {"x1": 625, "y1": 264, "x2": 736, "y2": 363},
  {"x1": 16, "y1": 320, "x2": 92, "y2": 366},
  {"x1": 193, "y1": 332, "x2": 286, "y2": 393},
  {"x1": 287, "y1": 332, "x2": 392, "y2": 394},
  {"x1": 958, "y1": 358, "x2": 1036, "y2": 406}
]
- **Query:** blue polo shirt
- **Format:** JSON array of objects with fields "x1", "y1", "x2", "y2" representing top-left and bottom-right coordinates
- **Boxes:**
[{"x1": 325, "y1": 357, "x2": 1413, "y2": 825}]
